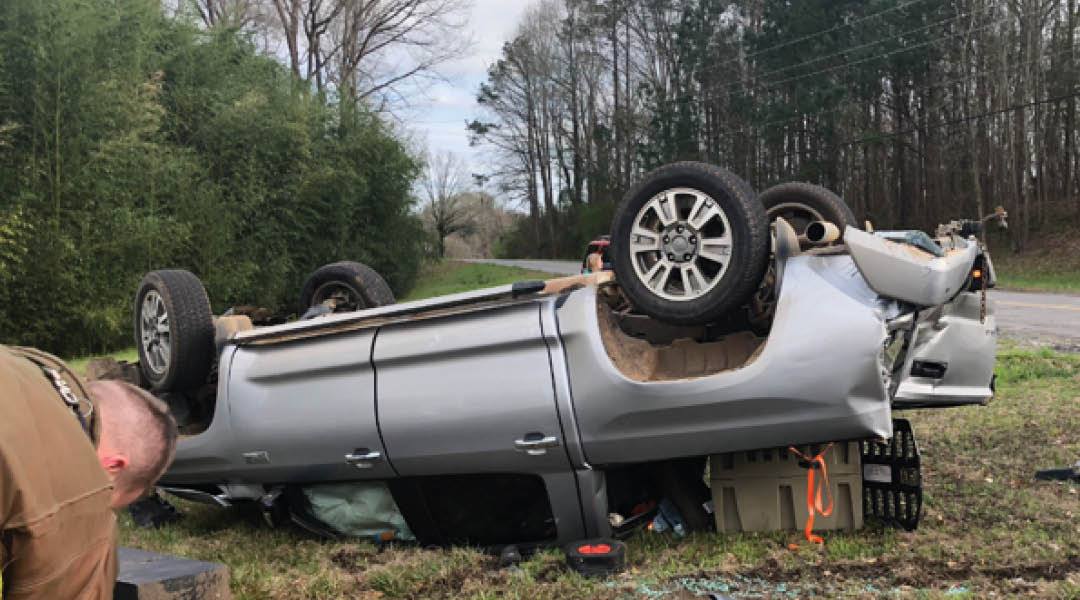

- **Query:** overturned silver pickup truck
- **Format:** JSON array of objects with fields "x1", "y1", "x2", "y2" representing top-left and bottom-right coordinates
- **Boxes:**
[{"x1": 134, "y1": 162, "x2": 1000, "y2": 546}]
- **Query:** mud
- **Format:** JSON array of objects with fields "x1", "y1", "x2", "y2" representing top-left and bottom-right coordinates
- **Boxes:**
[
  {"x1": 596, "y1": 301, "x2": 762, "y2": 382},
  {"x1": 84, "y1": 357, "x2": 144, "y2": 386}
]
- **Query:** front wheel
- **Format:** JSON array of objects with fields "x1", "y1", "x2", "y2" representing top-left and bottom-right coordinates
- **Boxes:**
[
  {"x1": 610, "y1": 162, "x2": 770, "y2": 325},
  {"x1": 134, "y1": 270, "x2": 215, "y2": 392}
]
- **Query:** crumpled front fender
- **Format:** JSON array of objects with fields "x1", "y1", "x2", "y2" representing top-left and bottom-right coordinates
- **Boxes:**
[{"x1": 558, "y1": 254, "x2": 893, "y2": 466}]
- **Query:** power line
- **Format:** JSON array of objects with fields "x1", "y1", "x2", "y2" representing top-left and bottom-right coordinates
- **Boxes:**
[
  {"x1": 714, "y1": 45, "x2": 1077, "y2": 142},
  {"x1": 643, "y1": 6, "x2": 1045, "y2": 111},
  {"x1": 427, "y1": 4, "x2": 1004, "y2": 132},
  {"x1": 725, "y1": 8, "x2": 1033, "y2": 100},
  {"x1": 773, "y1": 89, "x2": 1080, "y2": 161},
  {"x1": 736, "y1": 0, "x2": 933, "y2": 65},
  {"x1": 461, "y1": 44, "x2": 1074, "y2": 153},
  {"x1": 425, "y1": 4, "x2": 938, "y2": 132},
  {"x1": 742, "y1": 3, "x2": 997, "y2": 88}
]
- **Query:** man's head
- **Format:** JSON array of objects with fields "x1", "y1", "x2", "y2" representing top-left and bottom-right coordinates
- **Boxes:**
[{"x1": 86, "y1": 380, "x2": 178, "y2": 508}]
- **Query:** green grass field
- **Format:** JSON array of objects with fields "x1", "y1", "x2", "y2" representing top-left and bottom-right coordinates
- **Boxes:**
[
  {"x1": 71, "y1": 261, "x2": 1079, "y2": 598},
  {"x1": 989, "y1": 228, "x2": 1080, "y2": 294},
  {"x1": 116, "y1": 347, "x2": 1080, "y2": 599},
  {"x1": 400, "y1": 261, "x2": 556, "y2": 301},
  {"x1": 993, "y1": 259, "x2": 1080, "y2": 294}
]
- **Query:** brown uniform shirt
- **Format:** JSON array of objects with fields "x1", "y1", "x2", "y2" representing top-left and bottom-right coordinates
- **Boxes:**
[{"x1": 0, "y1": 345, "x2": 117, "y2": 599}]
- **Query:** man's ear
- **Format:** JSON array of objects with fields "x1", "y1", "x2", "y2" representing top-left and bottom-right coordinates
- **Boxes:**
[{"x1": 99, "y1": 454, "x2": 129, "y2": 476}]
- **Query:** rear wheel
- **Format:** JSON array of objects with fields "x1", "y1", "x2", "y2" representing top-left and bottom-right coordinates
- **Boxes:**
[
  {"x1": 759, "y1": 182, "x2": 857, "y2": 243},
  {"x1": 610, "y1": 162, "x2": 769, "y2": 325},
  {"x1": 299, "y1": 261, "x2": 395, "y2": 313},
  {"x1": 134, "y1": 270, "x2": 215, "y2": 392}
]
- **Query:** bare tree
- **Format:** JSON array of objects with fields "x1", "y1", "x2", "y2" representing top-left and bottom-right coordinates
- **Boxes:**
[
  {"x1": 269, "y1": 0, "x2": 348, "y2": 89},
  {"x1": 421, "y1": 151, "x2": 474, "y2": 257},
  {"x1": 270, "y1": 0, "x2": 304, "y2": 77},
  {"x1": 263, "y1": 0, "x2": 471, "y2": 102},
  {"x1": 192, "y1": 0, "x2": 262, "y2": 28},
  {"x1": 329, "y1": 0, "x2": 472, "y2": 107},
  {"x1": 470, "y1": 1, "x2": 567, "y2": 253}
]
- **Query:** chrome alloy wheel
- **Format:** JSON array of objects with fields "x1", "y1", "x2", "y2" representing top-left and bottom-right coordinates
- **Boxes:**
[
  {"x1": 139, "y1": 290, "x2": 170, "y2": 374},
  {"x1": 628, "y1": 187, "x2": 734, "y2": 302}
]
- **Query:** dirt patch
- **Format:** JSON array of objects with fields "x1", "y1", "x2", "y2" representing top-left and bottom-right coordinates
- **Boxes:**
[
  {"x1": 597, "y1": 302, "x2": 660, "y2": 380},
  {"x1": 84, "y1": 357, "x2": 144, "y2": 384},
  {"x1": 596, "y1": 301, "x2": 763, "y2": 382},
  {"x1": 1052, "y1": 342, "x2": 1080, "y2": 354},
  {"x1": 329, "y1": 546, "x2": 378, "y2": 569}
]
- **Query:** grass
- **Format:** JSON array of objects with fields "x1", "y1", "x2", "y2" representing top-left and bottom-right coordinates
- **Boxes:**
[
  {"x1": 989, "y1": 228, "x2": 1080, "y2": 294},
  {"x1": 993, "y1": 251, "x2": 1080, "y2": 294},
  {"x1": 116, "y1": 346, "x2": 1080, "y2": 599},
  {"x1": 67, "y1": 347, "x2": 139, "y2": 375},
  {"x1": 399, "y1": 261, "x2": 556, "y2": 301}
]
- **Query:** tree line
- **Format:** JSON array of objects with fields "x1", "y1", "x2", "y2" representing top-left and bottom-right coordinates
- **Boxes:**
[
  {"x1": 472, "y1": 0, "x2": 1080, "y2": 258},
  {"x1": 0, "y1": 0, "x2": 436, "y2": 355}
]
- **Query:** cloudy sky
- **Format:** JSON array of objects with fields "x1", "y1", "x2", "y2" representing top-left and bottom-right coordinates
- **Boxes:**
[{"x1": 401, "y1": 0, "x2": 533, "y2": 178}]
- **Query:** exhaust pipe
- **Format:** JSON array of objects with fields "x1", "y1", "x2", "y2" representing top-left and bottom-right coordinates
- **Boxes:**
[{"x1": 804, "y1": 221, "x2": 840, "y2": 245}]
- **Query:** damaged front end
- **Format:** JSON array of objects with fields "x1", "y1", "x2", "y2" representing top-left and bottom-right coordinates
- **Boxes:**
[{"x1": 555, "y1": 249, "x2": 897, "y2": 468}]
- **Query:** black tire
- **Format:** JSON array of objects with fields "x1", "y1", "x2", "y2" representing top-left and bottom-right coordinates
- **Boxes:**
[
  {"x1": 610, "y1": 162, "x2": 769, "y2": 325},
  {"x1": 134, "y1": 270, "x2": 214, "y2": 392},
  {"x1": 298, "y1": 261, "x2": 395, "y2": 313},
  {"x1": 758, "y1": 182, "x2": 857, "y2": 241}
]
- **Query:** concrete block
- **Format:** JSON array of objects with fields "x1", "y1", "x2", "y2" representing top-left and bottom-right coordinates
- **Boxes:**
[{"x1": 115, "y1": 547, "x2": 230, "y2": 600}]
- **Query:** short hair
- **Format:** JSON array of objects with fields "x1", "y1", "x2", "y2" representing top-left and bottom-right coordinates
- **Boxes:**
[{"x1": 88, "y1": 380, "x2": 178, "y2": 493}]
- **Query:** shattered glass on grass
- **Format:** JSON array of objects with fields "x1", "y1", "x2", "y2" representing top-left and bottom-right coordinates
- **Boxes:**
[
  {"x1": 618, "y1": 574, "x2": 807, "y2": 598},
  {"x1": 621, "y1": 575, "x2": 960, "y2": 598}
]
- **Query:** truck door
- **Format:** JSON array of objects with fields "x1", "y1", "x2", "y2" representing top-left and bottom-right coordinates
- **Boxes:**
[
  {"x1": 374, "y1": 302, "x2": 572, "y2": 477},
  {"x1": 226, "y1": 329, "x2": 394, "y2": 481}
]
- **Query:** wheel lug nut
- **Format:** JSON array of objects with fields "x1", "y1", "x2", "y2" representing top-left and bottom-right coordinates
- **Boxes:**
[
  {"x1": 684, "y1": 253, "x2": 692, "y2": 261},
  {"x1": 689, "y1": 236, "x2": 697, "y2": 244},
  {"x1": 667, "y1": 253, "x2": 675, "y2": 261},
  {"x1": 676, "y1": 225, "x2": 684, "y2": 233},
  {"x1": 663, "y1": 236, "x2": 670, "y2": 243}
]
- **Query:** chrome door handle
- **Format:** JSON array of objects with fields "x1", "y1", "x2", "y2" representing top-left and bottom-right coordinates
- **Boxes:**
[
  {"x1": 514, "y1": 435, "x2": 559, "y2": 456},
  {"x1": 345, "y1": 450, "x2": 382, "y2": 468}
]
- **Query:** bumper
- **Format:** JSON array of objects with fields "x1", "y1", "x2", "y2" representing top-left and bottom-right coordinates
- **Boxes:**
[{"x1": 893, "y1": 291, "x2": 997, "y2": 408}]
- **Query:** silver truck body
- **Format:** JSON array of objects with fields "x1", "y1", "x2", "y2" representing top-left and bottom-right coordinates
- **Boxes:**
[{"x1": 160, "y1": 234, "x2": 997, "y2": 544}]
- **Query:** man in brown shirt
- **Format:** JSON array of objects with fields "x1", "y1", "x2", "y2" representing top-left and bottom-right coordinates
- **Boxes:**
[{"x1": 0, "y1": 345, "x2": 178, "y2": 599}]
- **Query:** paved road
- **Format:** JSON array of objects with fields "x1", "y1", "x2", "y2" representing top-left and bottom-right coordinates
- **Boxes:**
[
  {"x1": 993, "y1": 290, "x2": 1080, "y2": 348},
  {"x1": 464, "y1": 258, "x2": 1080, "y2": 346},
  {"x1": 462, "y1": 258, "x2": 581, "y2": 276}
]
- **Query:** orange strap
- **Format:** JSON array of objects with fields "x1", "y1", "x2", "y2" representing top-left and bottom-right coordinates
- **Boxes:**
[{"x1": 787, "y1": 443, "x2": 834, "y2": 545}]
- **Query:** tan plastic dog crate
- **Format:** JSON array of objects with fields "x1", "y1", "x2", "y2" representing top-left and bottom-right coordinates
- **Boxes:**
[{"x1": 709, "y1": 443, "x2": 863, "y2": 533}]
